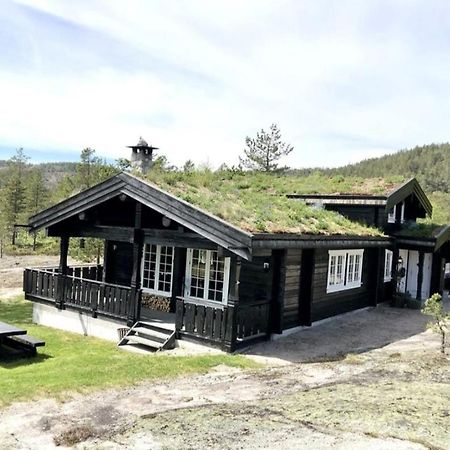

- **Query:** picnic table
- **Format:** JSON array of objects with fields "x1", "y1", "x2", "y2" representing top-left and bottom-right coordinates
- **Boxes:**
[
  {"x1": 0, "y1": 321, "x2": 27, "y2": 339},
  {"x1": 0, "y1": 321, "x2": 45, "y2": 356}
]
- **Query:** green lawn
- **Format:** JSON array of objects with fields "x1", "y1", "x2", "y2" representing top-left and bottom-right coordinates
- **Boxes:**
[{"x1": 0, "y1": 297, "x2": 257, "y2": 407}]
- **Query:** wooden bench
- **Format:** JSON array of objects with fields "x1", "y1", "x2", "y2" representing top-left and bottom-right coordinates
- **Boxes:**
[{"x1": 5, "y1": 335, "x2": 46, "y2": 356}]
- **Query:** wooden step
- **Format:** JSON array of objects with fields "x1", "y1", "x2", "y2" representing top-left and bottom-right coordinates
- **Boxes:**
[
  {"x1": 139, "y1": 321, "x2": 175, "y2": 333},
  {"x1": 118, "y1": 321, "x2": 176, "y2": 352},
  {"x1": 126, "y1": 334, "x2": 163, "y2": 350},
  {"x1": 132, "y1": 327, "x2": 169, "y2": 342}
]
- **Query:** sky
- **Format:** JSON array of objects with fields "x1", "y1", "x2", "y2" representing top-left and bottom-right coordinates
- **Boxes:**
[{"x1": 1, "y1": 0, "x2": 450, "y2": 168}]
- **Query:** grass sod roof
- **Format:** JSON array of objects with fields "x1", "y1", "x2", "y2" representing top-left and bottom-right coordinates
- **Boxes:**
[{"x1": 142, "y1": 170, "x2": 388, "y2": 237}]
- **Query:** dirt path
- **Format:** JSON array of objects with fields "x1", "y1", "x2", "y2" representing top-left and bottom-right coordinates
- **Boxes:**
[
  {"x1": 0, "y1": 304, "x2": 444, "y2": 449},
  {"x1": 0, "y1": 255, "x2": 80, "y2": 291}
]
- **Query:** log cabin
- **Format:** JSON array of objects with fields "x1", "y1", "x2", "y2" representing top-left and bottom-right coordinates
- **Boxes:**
[{"x1": 23, "y1": 141, "x2": 450, "y2": 352}]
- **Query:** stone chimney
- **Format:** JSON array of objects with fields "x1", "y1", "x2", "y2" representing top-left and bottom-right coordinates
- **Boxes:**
[{"x1": 127, "y1": 137, "x2": 158, "y2": 173}]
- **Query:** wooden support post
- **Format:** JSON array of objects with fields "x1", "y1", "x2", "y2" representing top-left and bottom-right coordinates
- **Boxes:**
[
  {"x1": 171, "y1": 247, "x2": 186, "y2": 313},
  {"x1": 270, "y1": 249, "x2": 287, "y2": 333},
  {"x1": 391, "y1": 244, "x2": 399, "y2": 296},
  {"x1": 370, "y1": 248, "x2": 383, "y2": 306},
  {"x1": 128, "y1": 203, "x2": 143, "y2": 326},
  {"x1": 56, "y1": 236, "x2": 69, "y2": 309},
  {"x1": 299, "y1": 249, "x2": 314, "y2": 326},
  {"x1": 416, "y1": 251, "x2": 425, "y2": 301},
  {"x1": 223, "y1": 257, "x2": 241, "y2": 352},
  {"x1": 175, "y1": 298, "x2": 184, "y2": 333}
]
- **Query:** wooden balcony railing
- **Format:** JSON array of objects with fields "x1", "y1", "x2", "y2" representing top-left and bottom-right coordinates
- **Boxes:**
[
  {"x1": 24, "y1": 266, "x2": 133, "y2": 322},
  {"x1": 235, "y1": 299, "x2": 271, "y2": 341},
  {"x1": 175, "y1": 297, "x2": 271, "y2": 351}
]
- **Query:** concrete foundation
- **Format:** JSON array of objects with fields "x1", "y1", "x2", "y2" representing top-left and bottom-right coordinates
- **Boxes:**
[{"x1": 33, "y1": 303, "x2": 126, "y2": 342}]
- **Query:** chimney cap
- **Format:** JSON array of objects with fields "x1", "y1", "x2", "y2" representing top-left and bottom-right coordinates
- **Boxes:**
[{"x1": 127, "y1": 136, "x2": 158, "y2": 151}]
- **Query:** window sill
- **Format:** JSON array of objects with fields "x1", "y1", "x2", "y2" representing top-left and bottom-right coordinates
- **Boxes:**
[
  {"x1": 326, "y1": 283, "x2": 362, "y2": 294},
  {"x1": 142, "y1": 288, "x2": 172, "y2": 297},
  {"x1": 383, "y1": 277, "x2": 392, "y2": 283},
  {"x1": 178, "y1": 296, "x2": 227, "y2": 309}
]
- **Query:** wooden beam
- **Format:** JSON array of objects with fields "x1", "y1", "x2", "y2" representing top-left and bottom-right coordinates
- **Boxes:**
[
  {"x1": 252, "y1": 237, "x2": 390, "y2": 250},
  {"x1": 56, "y1": 236, "x2": 69, "y2": 309},
  {"x1": 298, "y1": 249, "x2": 314, "y2": 326},
  {"x1": 270, "y1": 249, "x2": 286, "y2": 334},
  {"x1": 143, "y1": 229, "x2": 217, "y2": 250},
  {"x1": 416, "y1": 251, "x2": 425, "y2": 300},
  {"x1": 30, "y1": 179, "x2": 127, "y2": 231},
  {"x1": 223, "y1": 256, "x2": 241, "y2": 352},
  {"x1": 48, "y1": 225, "x2": 134, "y2": 242},
  {"x1": 171, "y1": 247, "x2": 186, "y2": 313},
  {"x1": 129, "y1": 203, "x2": 143, "y2": 325}
]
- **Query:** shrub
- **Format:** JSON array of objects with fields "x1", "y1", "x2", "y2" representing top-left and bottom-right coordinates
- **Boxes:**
[{"x1": 422, "y1": 293, "x2": 450, "y2": 355}]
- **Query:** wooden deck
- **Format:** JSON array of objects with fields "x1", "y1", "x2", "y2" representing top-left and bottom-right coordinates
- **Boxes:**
[
  {"x1": 23, "y1": 266, "x2": 134, "y2": 323},
  {"x1": 24, "y1": 265, "x2": 271, "y2": 351}
]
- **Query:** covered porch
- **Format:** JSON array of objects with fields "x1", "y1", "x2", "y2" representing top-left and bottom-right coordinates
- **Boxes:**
[
  {"x1": 393, "y1": 225, "x2": 450, "y2": 302},
  {"x1": 23, "y1": 173, "x2": 270, "y2": 352}
]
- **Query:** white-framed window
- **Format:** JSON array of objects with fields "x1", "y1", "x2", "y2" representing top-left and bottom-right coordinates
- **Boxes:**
[
  {"x1": 384, "y1": 249, "x2": 393, "y2": 282},
  {"x1": 185, "y1": 249, "x2": 230, "y2": 305},
  {"x1": 141, "y1": 244, "x2": 174, "y2": 296},
  {"x1": 387, "y1": 202, "x2": 405, "y2": 224},
  {"x1": 327, "y1": 249, "x2": 364, "y2": 293},
  {"x1": 387, "y1": 204, "x2": 396, "y2": 223}
]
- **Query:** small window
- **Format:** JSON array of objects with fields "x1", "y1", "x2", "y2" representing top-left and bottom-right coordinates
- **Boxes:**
[
  {"x1": 387, "y1": 204, "x2": 396, "y2": 223},
  {"x1": 400, "y1": 202, "x2": 405, "y2": 224},
  {"x1": 185, "y1": 249, "x2": 230, "y2": 304},
  {"x1": 141, "y1": 244, "x2": 174, "y2": 295},
  {"x1": 327, "y1": 249, "x2": 364, "y2": 293},
  {"x1": 384, "y1": 249, "x2": 393, "y2": 282}
]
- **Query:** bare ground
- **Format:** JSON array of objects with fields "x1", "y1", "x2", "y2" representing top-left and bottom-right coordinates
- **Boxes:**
[
  {"x1": 0, "y1": 254, "x2": 79, "y2": 293},
  {"x1": 1, "y1": 300, "x2": 449, "y2": 450}
]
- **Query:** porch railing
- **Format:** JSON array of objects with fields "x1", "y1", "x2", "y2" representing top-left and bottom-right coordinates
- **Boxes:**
[
  {"x1": 36, "y1": 264, "x2": 103, "y2": 281},
  {"x1": 235, "y1": 299, "x2": 271, "y2": 342},
  {"x1": 175, "y1": 297, "x2": 271, "y2": 351},
  {"x1": 24, "y1": 267, "x2": 132, "y2": 322}
]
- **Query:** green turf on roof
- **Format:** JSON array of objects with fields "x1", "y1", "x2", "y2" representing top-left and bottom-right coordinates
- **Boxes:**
[{"x1": 142, "y1": 170, "x2": 387, "y2": 236}]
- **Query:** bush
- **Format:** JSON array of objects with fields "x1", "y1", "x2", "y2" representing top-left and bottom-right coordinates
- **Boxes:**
[{"x1": 422, "y1": 293, "x2": 450, "y2": 355}]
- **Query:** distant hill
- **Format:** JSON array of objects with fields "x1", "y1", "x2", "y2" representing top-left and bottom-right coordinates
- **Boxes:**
[
  {"x1": 319, "y1": 143, "x2": 450, "y2": 225},
  {"x1": 325, "y1": 143, "x2": 450, "y2": 193},
  {"x1": 0, "y1": 160, "x2": 77, "y2": 186}
]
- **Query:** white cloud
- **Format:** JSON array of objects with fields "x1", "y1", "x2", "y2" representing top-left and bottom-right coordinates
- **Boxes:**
[{"x1": 3, "y1": 0, "x2": 450, "y2": 167}]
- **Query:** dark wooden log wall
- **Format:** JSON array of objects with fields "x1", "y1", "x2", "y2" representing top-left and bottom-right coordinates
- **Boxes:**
[
  {"x1": 239, "y1": 250, "x2": 272, "y2": 305},
  {"x1": 104, "y1": 241, "x2": 134, "y2": 286},
  {"x1": 326, "y1": 205, "x2": 385, "y2": 228},
  {"x1": 282, "y1": 249, "x2": 302, "y2": 329},
  {"x1": 310, "y1": 248, "x2": 372, "y2": 322}
]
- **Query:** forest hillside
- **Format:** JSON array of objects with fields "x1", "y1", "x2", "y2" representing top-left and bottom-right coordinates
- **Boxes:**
[{"x1": 325, "y1": 143, "x2": 450, "y2": 193}]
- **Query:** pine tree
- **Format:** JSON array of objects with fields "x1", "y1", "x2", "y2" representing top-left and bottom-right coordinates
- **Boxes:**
[
  {"x1": 1, "y1": 148, "x2": 29, "y2": 245},
  {"x1": 239, "y1": 124, "x2": 293, "y2": 172},
  {"x1": 26, "y1": 167, "x2": 49, "y2": 250}
]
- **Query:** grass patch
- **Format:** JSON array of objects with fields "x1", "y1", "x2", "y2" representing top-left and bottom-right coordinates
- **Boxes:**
[
  {"x1": 0, "y1": 297, "x2": 258, "y2": 407},
  {"x1": 144, "y1": 170, "x2": 387, "y2": 236}
]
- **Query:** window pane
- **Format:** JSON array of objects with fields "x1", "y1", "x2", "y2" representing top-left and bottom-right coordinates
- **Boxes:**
[
  {"x1": 190, "y1": 249, "x2": 206, "y2": 299},
  {"x1": 329, "y1": 255, "x2": 336, "y2": 285},
  {"x1": 142, "y1": 244, "x2": 173, "y2": 294},
  {"x1": 208, "y1": 251, "x2": 225, "y2": 302},
  {"x1": 336, "y1": 255, "x2": 344, "y2": 284}
]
